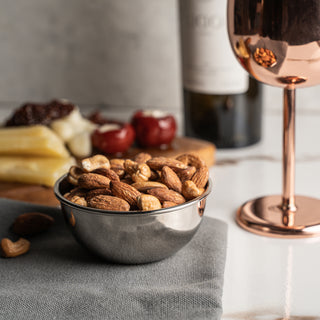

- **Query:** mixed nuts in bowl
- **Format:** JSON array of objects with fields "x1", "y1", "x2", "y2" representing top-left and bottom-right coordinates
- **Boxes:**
[{"x1": 54, "y1": 153, "x2": 212, "y2": 264}]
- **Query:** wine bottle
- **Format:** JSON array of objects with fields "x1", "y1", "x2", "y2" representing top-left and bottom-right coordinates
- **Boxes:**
[{"x1": 179, "y1": 0, "x2": 262, "y2": 148}]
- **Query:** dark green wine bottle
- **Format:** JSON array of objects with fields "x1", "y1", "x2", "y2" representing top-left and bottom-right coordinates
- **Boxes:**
[
  {"x1": 179, "y1": 0, "x2": 262, "y2": 148},
  {"x1": 183, "y1": 77, "x2": 262, "y2": 148}
]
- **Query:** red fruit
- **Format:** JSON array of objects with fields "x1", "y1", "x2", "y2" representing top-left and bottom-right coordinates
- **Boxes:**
[
  {"x1": 131, "y1": 110, "x2": 177, "y2": 148},
  {"x1": 91, "y1": 123, "x2": 135, "y2": 154}
]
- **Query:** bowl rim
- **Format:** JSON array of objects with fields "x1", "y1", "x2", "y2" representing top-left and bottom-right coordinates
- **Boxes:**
[{"x1": 54, "y1": 173, "x2": 212, "y2": 217}]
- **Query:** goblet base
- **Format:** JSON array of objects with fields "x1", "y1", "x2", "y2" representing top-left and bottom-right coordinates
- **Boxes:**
[{"x1": 236, "y1": 195, "x2": 320, "y2": 238}]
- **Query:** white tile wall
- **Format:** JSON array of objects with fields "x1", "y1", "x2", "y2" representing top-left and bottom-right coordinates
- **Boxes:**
[
  {"x1": 0, "y1": 0, "x2": 320, "y2": 132},
  {"x1": 0, "y1": 0, "x2": 182, "y2": 116},
  {"x1": 264, "y1": 86, "x2": 320, "y2": 115}
]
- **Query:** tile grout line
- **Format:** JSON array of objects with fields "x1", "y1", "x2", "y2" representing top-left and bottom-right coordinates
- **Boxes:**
[{"x1": 216, "y1": 155, "x2": 320, "y2": 166}]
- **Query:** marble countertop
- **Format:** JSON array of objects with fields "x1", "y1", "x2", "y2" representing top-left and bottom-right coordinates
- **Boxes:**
[
  {"x1": 205, "y1": 107, "x2": 320, "y2": 318},
  {"x1": 1, "y1": 85, "x2": 320, "y2": 318}
]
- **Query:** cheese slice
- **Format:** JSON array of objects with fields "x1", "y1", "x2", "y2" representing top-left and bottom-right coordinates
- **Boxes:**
[
  {"x1": 0, "y1": 125, "x2": 70, "y2": 158},
  {"x1": 0, "y1": 156, "x2": 75, "y2": 187}
]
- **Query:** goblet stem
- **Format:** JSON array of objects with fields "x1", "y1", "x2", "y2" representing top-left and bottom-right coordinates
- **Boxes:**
[
  {"x1": 282, "y1": 87, "x2": 297, "y2": 224},
  {"x1": 236, "y1": 84, "x2": 320, "y2": 237}
]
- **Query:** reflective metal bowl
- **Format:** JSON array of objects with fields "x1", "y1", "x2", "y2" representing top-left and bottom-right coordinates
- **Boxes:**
[{"x1": 54, "y1": 174, "x2": 212, "y2": 264}]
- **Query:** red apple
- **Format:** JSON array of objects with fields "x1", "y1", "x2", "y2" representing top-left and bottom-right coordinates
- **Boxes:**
[
  {"x1": 131, "y1": 110, "x2": 177, "y2": 148},
  {"x1": 91, "y1": 122, "x2": 135, "y2": 154}
]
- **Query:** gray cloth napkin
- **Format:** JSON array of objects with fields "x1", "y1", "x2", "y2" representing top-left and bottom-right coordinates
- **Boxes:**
[{"x1": 0, "y1": 198, "x2": 227, "y2": 320}]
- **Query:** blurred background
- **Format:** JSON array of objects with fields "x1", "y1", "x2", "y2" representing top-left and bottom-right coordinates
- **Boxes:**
[{"x1": 0, "y1": 0, "x2": 319, "y2": 134}]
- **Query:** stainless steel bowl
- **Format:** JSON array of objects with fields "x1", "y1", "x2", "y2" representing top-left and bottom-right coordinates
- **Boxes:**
[{"x1": 54, "y1": 174, "x2": 212, "y2": 264}]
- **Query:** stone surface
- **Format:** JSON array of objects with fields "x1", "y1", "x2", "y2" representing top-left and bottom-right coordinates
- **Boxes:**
[{"x1": 212, "y1": 111, "x2": 320, "y2": 316}]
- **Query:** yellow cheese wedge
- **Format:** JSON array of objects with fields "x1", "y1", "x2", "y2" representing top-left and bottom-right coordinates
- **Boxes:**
[
  {"x1": 0, "y1": 125, "x2": 70, "y2": 158},
  {"x1": 0, "y1": 156, "x2": 75, "y2": 187}
]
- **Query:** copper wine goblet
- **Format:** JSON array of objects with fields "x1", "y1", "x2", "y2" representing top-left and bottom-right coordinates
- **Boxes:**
[{"x1": 227, "y1": 0, "x2": 320, "y2": 238}]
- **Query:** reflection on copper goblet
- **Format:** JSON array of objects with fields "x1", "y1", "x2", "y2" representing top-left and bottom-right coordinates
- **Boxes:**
[{"x1": 228, "y1": 0, "x2": 320, "y2": 237}]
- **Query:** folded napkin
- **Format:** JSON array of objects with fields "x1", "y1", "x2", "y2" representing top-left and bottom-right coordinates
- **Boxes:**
[{"x1": 0, "y1": 198, "x2": 227, "y2": 320}]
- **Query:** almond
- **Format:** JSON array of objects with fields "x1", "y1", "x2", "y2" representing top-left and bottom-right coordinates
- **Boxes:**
[
  {"x1": 92, "y1": 167, "x2": 120, "y2": 182},
  {"x1": 85, "y1": 187, "x2": 112, "y2": 200},
  {"x1": 110, "y1": 181, "x2": 141, "y2": 207},
  {"x1": 161, "y1": 166, "x2": 182, "y2": 193},
  {"x1": 1, "y1": 238, "x2": 30, "y2": 258},
  {"x1": 175, "y1": 166, "x2": 197, "y2": 183},
  {"x1": 137, "y1": 194, "x2": 162, "y2": 211},
  {"x1": 162, "y1": 201, "x2": 178, "y2": 208},
  {"x1": 191, "y1": 166, "x2": 209, "y2": 188},
  {"x1": 131, "y1": 181, "x2": 168, "y2": 192},
  {"x1": 81, "y1": 155, "x2": 110, "y2": 172},
  {"x1": 147, "y1": 187, "x2": 186, "y2": 204},
  {"x1": 78, "y1": 173, "x2": 110, "y2": 189},
  {"x1": 12, "y1": 212, "x2": 55, "y2": 236},
  {"x1": 88, "y1": 195, "x2": 130, "y2": 211},
  {"x1": 147, "y1": 157, "x2": 187, "y2": 171},
  {"x1": 176, "y1": 153, "x2": 205, "y2": 169}
]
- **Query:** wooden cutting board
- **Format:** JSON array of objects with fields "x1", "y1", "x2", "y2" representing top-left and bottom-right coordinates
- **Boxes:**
[{"x1": 0, "y1": 137, "x2": 215, "y2": 206}]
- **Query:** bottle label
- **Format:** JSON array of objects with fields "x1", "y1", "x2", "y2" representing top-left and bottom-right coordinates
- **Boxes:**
[{"x1": 180, "y1": 0, "x2": 249, "y2": 94}]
